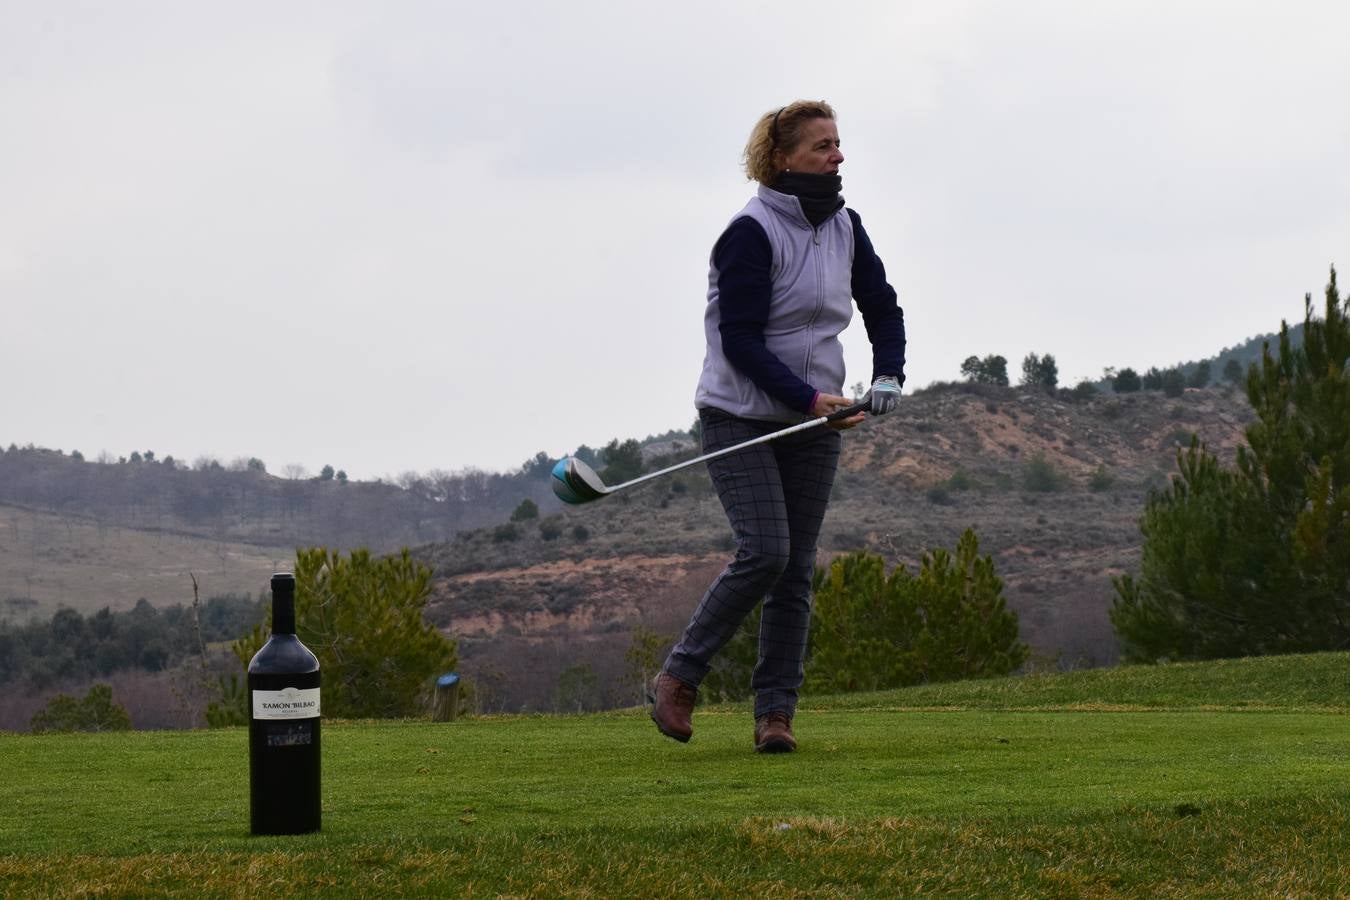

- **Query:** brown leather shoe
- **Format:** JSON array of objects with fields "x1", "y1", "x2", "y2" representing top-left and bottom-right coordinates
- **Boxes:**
[
  {"x1": 647, "y1": 673, "x2": 696, "y2": 743},
  {"x1": 754, "y1": 712, "x2": 796, "y2": 753}
]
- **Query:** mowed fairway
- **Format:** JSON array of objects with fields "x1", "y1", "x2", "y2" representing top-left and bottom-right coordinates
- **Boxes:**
[{"x1": 1, "y1": 654, "x2": 1346, "y2": 897}]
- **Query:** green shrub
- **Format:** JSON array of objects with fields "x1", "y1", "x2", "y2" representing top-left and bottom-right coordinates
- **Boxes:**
[
  {"x1": 510, "y1": 499, "x2": 539, "y2": 522},
  {"x1": 947, "y1": 470, "x2": 975, "y2": 491},
  {"x1": 223, "y1": 549, "x2": 457, "y2": 720},
  {"x1": 926, "y1": 485, "x2": 953, "y2": 505},
  {"x1": 1089, "y1": 465, "x2": 1115, "y2": 492},
  {"x1": 1112, "y1": 267, "x2": 1350, "y2": 661},
  {"x1": 31, "y1": 684, "x2": 131, "y2": 733},
  {"x1": 1022, "y1": 454, "x2": 1066, "y2": 492},
  {"x1": 807, "y1": 530, "x2": 1027, "y2": 692},
  {"x1": 1112, "y1": 368, "x2": 1142, "y2": 393}
]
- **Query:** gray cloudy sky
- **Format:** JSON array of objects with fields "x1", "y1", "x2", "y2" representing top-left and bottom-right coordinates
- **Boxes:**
[{"x1": 4, "y1": 2, "x2": 1348, "y2": 481}]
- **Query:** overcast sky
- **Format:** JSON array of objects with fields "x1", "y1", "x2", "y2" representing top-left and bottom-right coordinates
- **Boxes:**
[{"x1": 4, "y1": 2, "x2": 1348, "y2": 481}]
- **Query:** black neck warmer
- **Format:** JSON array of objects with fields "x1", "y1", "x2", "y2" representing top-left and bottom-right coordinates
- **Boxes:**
[{"x1": 771, "y1": 171, "x2": 844, "y2": 227}]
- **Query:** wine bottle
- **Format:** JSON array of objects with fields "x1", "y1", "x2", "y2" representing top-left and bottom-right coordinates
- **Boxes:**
[{"x1": 247, "y1": 572, "x2": 321, "y2": 835}]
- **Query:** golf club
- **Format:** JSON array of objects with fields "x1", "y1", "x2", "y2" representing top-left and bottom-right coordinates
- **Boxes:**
[{"x1": 551, "y1": 398, "x2": 872, "y2": 504}]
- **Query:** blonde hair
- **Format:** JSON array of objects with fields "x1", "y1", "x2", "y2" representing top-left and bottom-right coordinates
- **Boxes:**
[{"x1": 743, "y1": 100, "x2": 837, "y2": 186}]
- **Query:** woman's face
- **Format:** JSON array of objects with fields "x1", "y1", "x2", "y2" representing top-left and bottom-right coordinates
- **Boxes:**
[{"x1": 778, "y1": 118, "x2": 844, "y2": 175}]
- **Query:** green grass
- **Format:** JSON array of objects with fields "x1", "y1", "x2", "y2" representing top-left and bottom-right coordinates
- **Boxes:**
[{"x1": 2, "y1": 653, "x2": 1347, "y2": 897}]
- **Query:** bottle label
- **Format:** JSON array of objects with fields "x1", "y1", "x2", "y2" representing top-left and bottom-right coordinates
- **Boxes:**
[{"x1": 252, "y1": 687, "x2": 321, "y2": 720}]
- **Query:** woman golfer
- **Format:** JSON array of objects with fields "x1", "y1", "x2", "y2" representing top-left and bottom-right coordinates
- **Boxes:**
[{"x1": 649, "y1": 100, "x2": 906, "y2": 752}]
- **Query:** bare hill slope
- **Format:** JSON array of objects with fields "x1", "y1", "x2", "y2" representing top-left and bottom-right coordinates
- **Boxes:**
[{"x1": 0, "y1": 504, "x2": 289, "y2": 621}]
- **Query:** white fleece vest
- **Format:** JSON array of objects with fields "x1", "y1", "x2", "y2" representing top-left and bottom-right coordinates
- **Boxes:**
[{"x1": 695, "y1": 185, "x2": 856, "y2": 422}]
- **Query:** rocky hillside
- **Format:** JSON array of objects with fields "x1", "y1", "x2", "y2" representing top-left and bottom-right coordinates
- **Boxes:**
[{"x1": 419, "y1": 382, "x2": 1254, "y2": 712}]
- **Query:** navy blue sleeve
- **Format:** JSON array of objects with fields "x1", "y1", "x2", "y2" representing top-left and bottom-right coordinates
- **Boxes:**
[
  {"x1": 714, "y1": 217, "x2": 819, "y2": 413},
  {"x1": 848, "y1": 209, "x2": 906, "y2": 385}
]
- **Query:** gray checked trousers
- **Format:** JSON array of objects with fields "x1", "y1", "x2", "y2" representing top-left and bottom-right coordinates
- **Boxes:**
[{"x1": 663, "y1": 407, "x2": 842, "y2": 719}]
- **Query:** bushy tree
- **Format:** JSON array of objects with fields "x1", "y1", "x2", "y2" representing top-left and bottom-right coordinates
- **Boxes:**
[
  {"x1": 960, "y1": 354, "x2": 1009, "y2": 386},
  {"x1": 553, "y1": 663, "x2": 601, "y2": 713},
  {"x1": 4, "y1": 597, "x2": 264, "y2": 690},
  {"x1": 600, "y1": 438, "x2": 644, "y2": 483},
  {"x1": 1113, "y1": 367, "x2": 1142, "y2": 393},
  {"x1": 520, "y1": 452, "x2": 553, "y2": 478},
  {"x1": 1020, "y1": 353, "x2": 1059, "y2": 392},
  {"x1": 573, "y1": 444, "x2": 600, "y2": 468},
  {"x1": 1112, "y1": 267, "x2": 1350, "y2": 660},
  {"x1": 1161, "y1": 367, "x2": 1186, "y2": 397},
  {"x1": 1089, "y1": 465, "x2": 1116, "y2": 492},
  {"x1": 805, "y1": 552, "x2": 921, "y2": 692},
  {"x1": 624, "y1": 626, "x2": 673, "y2": 704},
  {"x1": 510, "y1": 498, "x2": 539, "y2": 522},
  {"x1": 808, "y1": 530, "x2": 1027, "y2": 691},
  {"x1": 1223, "y1": 358, "x2": 1245, "y2": 385},
  {"x1": 704, "y1": 530, "x2": 1027, "y2": 699},
  {"x1": 1070, "y1": 379, "x2": 1098, "y2": 400},
  {"x1": 224, "y1": 548, "x2": 457, "y2": 719},
  {"x1": 1142, "y1": 367, "x2": 1164, "y2": 390},
  {"x1": 1022, "y1": 454, "x2": 1067, "y2": 492},
  {"x1": 1188, "y1": 360, "x2": 1212, "y2": 388},
  {"x1": 31, "y1": 684, "x2": 131, "y2": 733}
]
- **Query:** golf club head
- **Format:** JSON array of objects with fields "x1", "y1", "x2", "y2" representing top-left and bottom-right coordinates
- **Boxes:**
[{"x1": 550, "y1": 457, "x2": 608, "y2": 504}]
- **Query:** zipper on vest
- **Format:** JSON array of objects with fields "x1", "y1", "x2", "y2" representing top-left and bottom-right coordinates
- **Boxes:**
[{"x1": 803, "y1": 226, "x2": 825, "y2": 380}]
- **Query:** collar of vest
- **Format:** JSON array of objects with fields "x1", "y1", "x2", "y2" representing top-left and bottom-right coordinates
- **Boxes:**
[
  {"x1": 756, "y1": 184, "x2": 845, "y2": 230},
  {"x1": 757, "y1": 184, "x2": 815, "y2": 229}
]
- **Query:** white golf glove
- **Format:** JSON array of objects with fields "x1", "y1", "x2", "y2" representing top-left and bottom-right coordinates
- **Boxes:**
[{"x1": 869, "y1": 375, "x2": 902, "y2": 415}]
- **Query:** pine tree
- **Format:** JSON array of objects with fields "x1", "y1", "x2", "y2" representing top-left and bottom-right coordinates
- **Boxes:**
[
  {"x1": 30, "y1": 684, "x2": 132, "y2": 733},
  {"x1": 1112, "y1": 267, "x2": 1350, "y2": 659},
  {"x1": 961, "y1": 354, "x2": 1010, "y2": 386},
  {"x1": 1021, "y1": 353, "x2": 1059, "y2": 392},
  {"x1": 806, "y1": 530, "x2": 1027, "y2": 692},
  {"x1": 1113, "y1": 367, "x2": 1142, "y2": 393},
  {"x1": 600, "y1": 438, "x2": 645, "y2": 483},
  {"x1": 225, "y1": 548, "x2": 457, "y2": 718}
]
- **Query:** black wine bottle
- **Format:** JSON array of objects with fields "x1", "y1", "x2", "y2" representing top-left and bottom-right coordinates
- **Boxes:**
[{"x1": 247, "y1": 572, "x2": 321, "y2": 835}]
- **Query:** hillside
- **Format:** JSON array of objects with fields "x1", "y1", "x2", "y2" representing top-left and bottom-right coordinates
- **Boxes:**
[
  {"x1": 1, "y1": 381, "x2": 1260, "y2": 717},
  {"x1": 421, "y1": 383, "x2": 1255, "y2": 711},
  {"x1": 0, "y1": 504, "x2": 287, "y2": 621},
  {"x1": 0, "y1": 447, "x2": 560, "y2": 557},
  {"x1": 0, "y1": 445, "x2": 565, "y2": 621}
]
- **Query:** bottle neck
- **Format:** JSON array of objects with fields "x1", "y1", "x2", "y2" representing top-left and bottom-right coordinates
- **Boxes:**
[{"x1": 272, "y1": 589, "x2": 296, "y2": 635}]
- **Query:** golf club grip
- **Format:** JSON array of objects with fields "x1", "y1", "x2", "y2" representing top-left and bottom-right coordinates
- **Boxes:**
[{"x1": 825, "y1": 399, "x2": 871, "y2": 421}]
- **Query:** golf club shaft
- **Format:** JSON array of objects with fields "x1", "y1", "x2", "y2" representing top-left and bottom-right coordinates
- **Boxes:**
[{"x1": 604, "y1": 399, "x2": 871, "y2": 495}]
